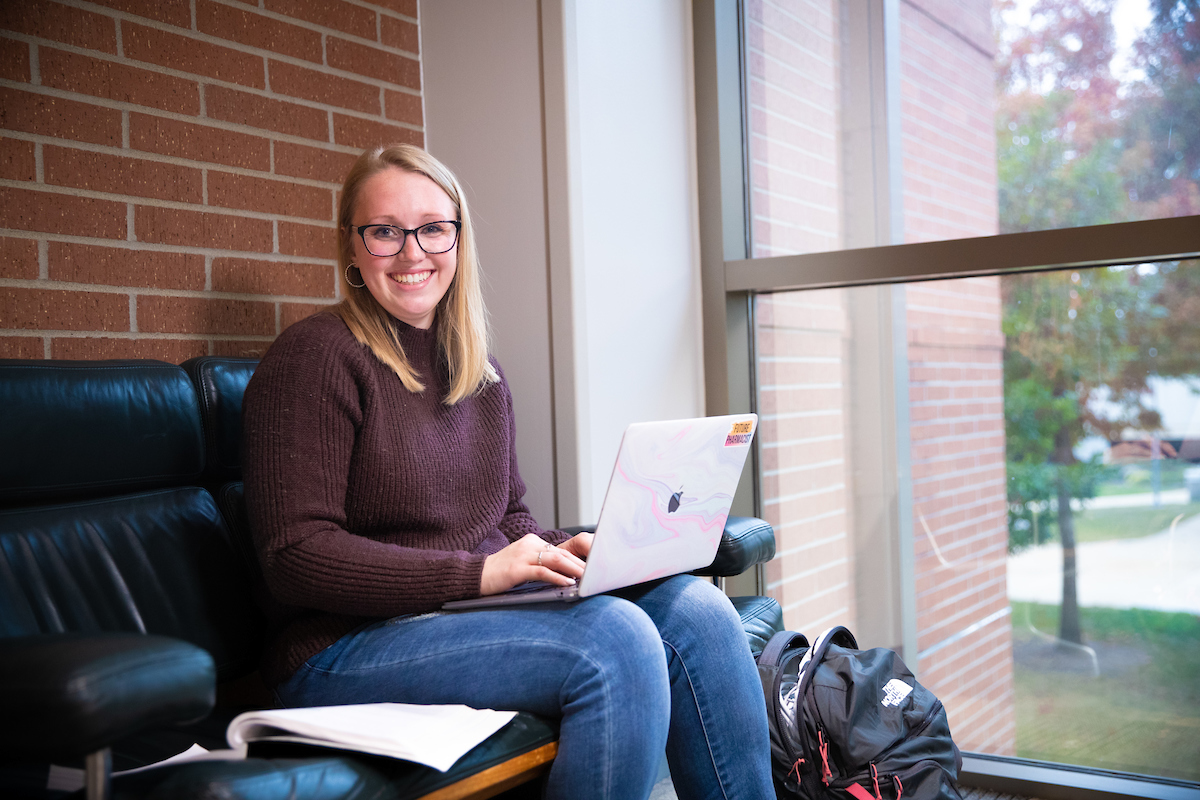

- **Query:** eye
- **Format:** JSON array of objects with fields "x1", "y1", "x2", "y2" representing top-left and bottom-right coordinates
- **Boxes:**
[
  {"x1": 419, "y1": 222, "x2": 452, "y2": 236},
  {"x1": 369, "y1": 225, "x2": 401, "y2": 239}
]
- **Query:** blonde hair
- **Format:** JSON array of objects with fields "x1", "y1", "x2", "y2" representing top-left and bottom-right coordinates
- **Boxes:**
[{"x1": 334, "y1": 144, "x2": 497, "y2": 404}]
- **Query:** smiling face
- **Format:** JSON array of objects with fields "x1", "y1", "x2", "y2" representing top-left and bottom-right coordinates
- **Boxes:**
[{"x1": 350, "y1": 167, "x2": 459, "y2": 330}]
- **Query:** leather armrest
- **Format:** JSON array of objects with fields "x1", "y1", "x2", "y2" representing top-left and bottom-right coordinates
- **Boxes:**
[
  {"x1": 693, "y1": 516, "x2": 776, "y2": 577},
  {"x1": 0, "y1": 633, "x2": 216, "y2": 761},
  {"x1": 560, "y1": 515, "x2": 776, "y2": 577}
]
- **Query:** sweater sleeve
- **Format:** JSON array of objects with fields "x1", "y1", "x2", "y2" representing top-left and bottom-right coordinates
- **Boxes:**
[{"x1": 242, "y1": 318, "x2": 487, "y2": 616}]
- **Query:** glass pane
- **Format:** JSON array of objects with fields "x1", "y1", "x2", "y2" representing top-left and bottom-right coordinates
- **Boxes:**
[
  {"x1": 744, "y1": 0, "x2": 1199, "y2": 258},
  {"x1": 754, "y1": 257, "x2": 1200, "y2": 781}
]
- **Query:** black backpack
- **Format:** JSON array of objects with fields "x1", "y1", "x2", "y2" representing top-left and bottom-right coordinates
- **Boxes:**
[{"x1": 757, "y1": 626, "x2": 964, "y2": 800}]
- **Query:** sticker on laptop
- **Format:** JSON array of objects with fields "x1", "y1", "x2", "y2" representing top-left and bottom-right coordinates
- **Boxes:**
[{"x1": 724, "y1": 419, "x2": 755, "y2": 446}]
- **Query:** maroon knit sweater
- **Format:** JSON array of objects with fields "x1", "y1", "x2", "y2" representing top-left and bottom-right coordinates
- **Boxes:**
[{"x1": 242, "y1": 312, "x2": 568, "y2": 687}]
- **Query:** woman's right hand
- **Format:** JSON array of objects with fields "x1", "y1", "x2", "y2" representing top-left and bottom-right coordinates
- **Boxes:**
[{"x1": 480, "y1": 534, "x2": 587, "y2": 595}]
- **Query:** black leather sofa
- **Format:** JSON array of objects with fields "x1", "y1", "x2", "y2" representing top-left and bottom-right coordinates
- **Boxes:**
[{"x1": 0, "y1": 357, "x2": 783, "y2": 800}]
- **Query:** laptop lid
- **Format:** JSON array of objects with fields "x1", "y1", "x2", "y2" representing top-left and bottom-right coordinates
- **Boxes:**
[{"x1": 576, "y1": 413, "x2": 757, "y2": 597}]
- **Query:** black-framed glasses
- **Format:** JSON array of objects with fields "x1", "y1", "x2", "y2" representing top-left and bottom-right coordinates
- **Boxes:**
[{"x1": 351, "y1": 221, "x2": 461, "y2": 256}]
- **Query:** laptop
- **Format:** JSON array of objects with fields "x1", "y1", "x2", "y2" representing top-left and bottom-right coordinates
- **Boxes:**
[{"x1": 443, "y1": 413, "x2": 757, "y2": 610}]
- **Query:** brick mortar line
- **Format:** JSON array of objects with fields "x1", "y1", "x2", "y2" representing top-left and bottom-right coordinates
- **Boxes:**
[
  {"x1": 748, "y1": 1, "x2": 833, "y2": 38},
  {"x1": 761, "y1": 457, "x2": 846, "y2": 478},
  {"x1": 746, "y1": 28, "x2": 835, "y2": 61},
  {"x1": 923, "y1": 649, "x2": 1014, "y2": 696},
  {"x1": 773, "y1": 573, "x2": 850, "y2": 597},
  {"x1": 750, "y1": 189, "x2": 842, "y2": 213},
  {"x1": 770, "y1": 507, "x2": 845, "y2": 531},
  {"x1": 900, "y1": 177, "x2": 1001, "y2": 205},
  {"x1": 339, "y1": 0, "x2": 418, "y2": 25},
  {"x1": 0, "y1": 277, "x2": 340, "y2": 304},
  {"x1": 757, "y1": 381, "x2": 843, "y2": 391},
  {"x1": 757, "y1": 355, "x2": 843, "y2": 363},
  {"x1": 909, "y1": 446, "x2": 1006, "y2": 464},
  {"x1": 912, "y1": 475, "x2": 1009, "y2": 494},
  {"x1": 199, "y1": 0, "x2": 421, "y2": 50},
  {"x1": 1, "y1": 32, "x2": 425, "y2": 99},
  {"x1": 760, "y1": 409, "x2": 845, "y2": 421},
  {"x1": 912, "y1": 514, "x2": 1010, "y2": 542},
  {"x1": 905, "y1": 308, "x2": 1003, "y2": 321},
  {"x1": 922, "y1": 583, "x2": 1011, "y2": 617},
  {"x1": 0, "y1": 229, "x2": 336, "y2": 264},
  {"x1": 748, "y1": 126, "x2": 838, "y2": 160},
  {"x1": 775, "y1": 533, "x2": 851, "y2": 559},
  {"x1": 912, "y1": 486, "x2": 1010, "y2": 506},
  {"x1": 764, "y1": 482, "x2": 847, "y2": 505},
  {"x1": 747, "y1": 60, "x2": 837, "y2": 101},
  {"x1": 769, "y1": 557, "x2": 850, "y2": 584},
  {"x1": 761, "y1": 433, "x2": 845, "y2": 448},
  {"x1": 748, "y1": 87, "x2": 839, "y2": 124},
  {"x1": 916, "y1": 544, "x2": 1007, "y2": 574},
  {"x1": 0, "y1": 130, "x2": 357, "y2": 189},
  {"x1": 918, "y1": 605, "x2": 1012, "y2": 650},
  {"x1": 0, "y1": 78, "x2": 424, "y2": 145},
  {"x1": 49, "y1": 0, "x2": 421, "y2": 63},
  {"x1": 1, "y1": 329, "x2": 277, "y2": 341},
  {"x1": 0, "y1": 179, "x2": 341, "y2": 226}
]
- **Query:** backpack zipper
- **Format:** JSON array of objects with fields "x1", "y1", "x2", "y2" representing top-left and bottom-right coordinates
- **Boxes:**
[{"x1": 910, "y1": 698, "x2": 944, "y2": 738}]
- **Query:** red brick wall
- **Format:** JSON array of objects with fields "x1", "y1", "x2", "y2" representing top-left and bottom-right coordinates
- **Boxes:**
[
  {"x1": 904, "y1": 277, "x2": 1013, "y2": 753},
  {"x1": 898, "y1": 0, "x2": 1013, "y2": 754},
  {"x1": 746, "y1": 0, "x2": 853, "y2": 629},
  {"x1": 899, "y1": 0, "x2": 997, "y2": 242},
  {"x1": 745, "y1": 0, "x2": 840, "y2": 258},
  {"x1": 0, "y1": 0, "x2": 422, "y2": 361},
  {"x1": 756, "y1": 288, "x2": 855, "y2": 630}
]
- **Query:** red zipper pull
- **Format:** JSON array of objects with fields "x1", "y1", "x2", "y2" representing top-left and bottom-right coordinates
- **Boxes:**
[{"x1": 818, "y1": 729, "x2": 833, "y2": 784}]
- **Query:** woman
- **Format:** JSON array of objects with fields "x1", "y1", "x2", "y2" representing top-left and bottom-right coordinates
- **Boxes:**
[{"x1": 242, "y1": 143, "x2": 774, "y2": 800}]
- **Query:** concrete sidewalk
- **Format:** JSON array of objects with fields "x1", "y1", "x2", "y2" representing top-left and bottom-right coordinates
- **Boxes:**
[{"x1": 1006, "y1": 512, "x2": 1200, "y2": 614}]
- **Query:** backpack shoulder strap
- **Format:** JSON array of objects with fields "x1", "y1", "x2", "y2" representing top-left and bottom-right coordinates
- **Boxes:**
[
  {"x1": 796, "y1": 625, "x2": 858, "y2": 694},
  {"x1": 759, "y1": 630, "x2": 809, "y2": 668}
]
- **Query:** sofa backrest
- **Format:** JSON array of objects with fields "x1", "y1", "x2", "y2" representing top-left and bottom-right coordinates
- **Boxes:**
[
  {"x1": 0, "y1": 359, "x2": 263, "y2": 680},
  {"x1": 0, "y1": 360, "x2": 205, "y2": 508}
]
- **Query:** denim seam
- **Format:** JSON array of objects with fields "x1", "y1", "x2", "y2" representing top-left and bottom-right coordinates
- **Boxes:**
[
  {"x1": 299, "y1": 637, "x2": 590, "y2": 677},
  {"x1": 663, "y1": 639, "x2": 731, "y2": 800}
]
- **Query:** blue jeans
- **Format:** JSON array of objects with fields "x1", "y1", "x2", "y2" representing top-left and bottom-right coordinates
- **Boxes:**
[{"x1": 275, "y1": 575, "x2": 774, "y2": 800}]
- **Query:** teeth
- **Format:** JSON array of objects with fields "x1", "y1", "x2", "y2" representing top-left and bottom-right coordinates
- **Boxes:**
[{"x1": 391, "y1": 271, "x2": 432, "y2": 285}]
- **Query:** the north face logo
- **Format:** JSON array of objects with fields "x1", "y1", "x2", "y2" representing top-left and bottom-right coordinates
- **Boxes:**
[{"x1": 881, "y1": 678, "x2": 913, "y2": 707}]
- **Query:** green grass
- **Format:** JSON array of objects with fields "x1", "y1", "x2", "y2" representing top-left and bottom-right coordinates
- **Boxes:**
[
  {"x1": 1070, "y1": 503, "x2": 1200, "y2": 544},
  {"x1": 1011, "y1": 602, "x2": 1200, "y2": 781},
  {"x1": 1095, "y1": 461, "x2": 1190, "y2": 497}
]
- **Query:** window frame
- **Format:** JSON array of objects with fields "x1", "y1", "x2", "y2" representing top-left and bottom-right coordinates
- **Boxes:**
[{"x1": 691, "y1": 0, "x2": 1200, "y2": 794}]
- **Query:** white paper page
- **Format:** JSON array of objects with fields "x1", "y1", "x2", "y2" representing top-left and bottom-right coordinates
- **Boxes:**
[
  {"x1": 46, "y1": 744, "x2": 244, "y2": 793},
  {"x1": 227, "y1": 703, "x2": 517, "y2": 772}
]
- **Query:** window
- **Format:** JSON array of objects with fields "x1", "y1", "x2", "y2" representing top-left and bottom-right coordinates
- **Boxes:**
[{"x1": 694, "y1": 0, "x2": 1200, "y2": 789}]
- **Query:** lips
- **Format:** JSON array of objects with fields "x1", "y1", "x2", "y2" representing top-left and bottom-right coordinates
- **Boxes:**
[{"x1": 390, "y1": 270, "x2": 433, "y2": 285}]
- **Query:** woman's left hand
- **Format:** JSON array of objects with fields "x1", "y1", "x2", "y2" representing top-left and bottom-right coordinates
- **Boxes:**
[{"x1": 557, "y1": 531, "x2": 593, "y2": 560}]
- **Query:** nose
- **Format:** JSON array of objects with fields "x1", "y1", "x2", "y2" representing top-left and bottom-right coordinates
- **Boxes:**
[{"x1": 399, "y1": 231, "x2": 426, "y2": 260}]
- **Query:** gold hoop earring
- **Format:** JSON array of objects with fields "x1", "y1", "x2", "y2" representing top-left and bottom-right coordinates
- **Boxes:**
[{"x1": 345, "y1": 263, "x2": 365, "y2": 289}]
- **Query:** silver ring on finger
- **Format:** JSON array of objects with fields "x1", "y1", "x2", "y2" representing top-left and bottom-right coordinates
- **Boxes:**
[{"x1": 537, "y1": 551, "x2": 544, "y2": 567}]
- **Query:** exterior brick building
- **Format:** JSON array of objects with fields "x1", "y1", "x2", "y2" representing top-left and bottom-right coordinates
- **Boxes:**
[{"x1": 747, "y1": 0, "x2": 1015, "y2": 754}]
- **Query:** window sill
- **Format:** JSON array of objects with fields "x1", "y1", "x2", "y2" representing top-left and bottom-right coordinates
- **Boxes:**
[{"x1": 961, "y1": 753, "x2": 1200, "y2": 800}]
